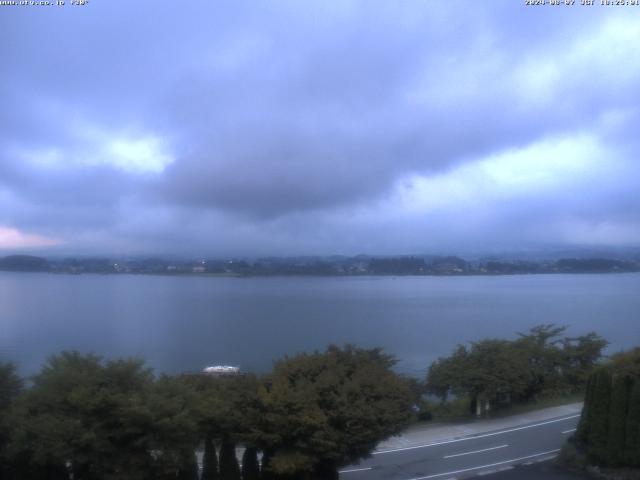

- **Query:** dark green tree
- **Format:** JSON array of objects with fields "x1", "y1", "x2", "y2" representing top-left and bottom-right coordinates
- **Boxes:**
[
  {"x1": 430, "y1": 325, "x2": 607, "y2": 414},
  {"x1": 0, "y1": 362, "x2": 22, "y2": 413},
  {"x1": 0, "y1": 363, "x2": 25, "y2": 480},
  {"x1": 202, "y1": 432, "x2": 219, "y2": 480},
  {"x1": 177, "y1": 451, "x2": 199, "y2": 480},
  {"x1": 624, "y1": 379, "x2": 640, "y2": 467},
  {"x1": 241, "y1": 447, "x2": 260, "y2": 480},
  {"x1": 219, "y1": 441, "x2": 241, "y2": 480},
  {"x1": 575, "y1": 348, "x2": 640, "y2": 468},
  {"x1": 188, "y1": 373, "x2": 260, "y2": 455},
  {"x1": 516, "y1": 324, "x2": 566, "y2": 400},
  {"x1": 260, "y1": 450, "x2": 275, "y2": 480},
  {"x1": 255, "y1": 345, "x2": 413, "y2": 479},
  {"x1": 585, "y1": 368, "x2": 612, "y2": 464},
  {"x1": 9, "y1": 358, "x2": 202, "y2": 480},
  {"x1": 453, "y1": 339, "x2": 530, "y2": 412},
  {"x1": 607, "y1": 374, "x2": 630, "y2": 466},
  {"x1": 610, "y1": 347, "x2": 640, "y2": 376},
  {"x1": 9, "y1": 352, "x2": 157, "y2": 480},
  {"x1": 576, "y1": 373, "x2": 596, "y2": 443},
  {"x1": 10, "y1": 352, "x2": 105, "y2": 478},
  {"x1": 426, "y1": 345, "x2": 467, "y2": 403},
  {"x1": 561, "y1": 332, "x2": 608, "y2": 392},
  {"x1": 146, "y1": 375, "x2": 201, "y2": 479}
]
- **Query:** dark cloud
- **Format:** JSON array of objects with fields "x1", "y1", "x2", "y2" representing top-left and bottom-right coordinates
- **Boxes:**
[{"x1": 0, "y1": 1, "x2": 639, "y2": 254}]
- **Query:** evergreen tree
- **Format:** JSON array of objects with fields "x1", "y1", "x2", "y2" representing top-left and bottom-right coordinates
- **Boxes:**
[
  {"x1": 260, "y1": 450, "x2": 274, "y2": 480},
  {"x1": 576, "y1": 373, "x2": 595, "y2": 443},
  {"x1": 219, "y1": 440, "x2": 241, "y2": 480},
  {"x1": 586, "y1": 368, "x2": 612, "y2": 464},
  {"x1": 624, "y1": 379, "x2": 640, "y2": 467},
  {"x1": 177, "y1": 451, "x2": 199, "y2": 480},
  {"x1": 0, "y1": 363, "x2": 23, "y2": 480},
  {"x1": 241, "y1": 447, "x2": 260, "y2": 480},
  {"x1": 577, "y1": 348, "x2": 640, "y2": 468},
  {"x1": 607, "y1": 374, "x2": 630, "y2": 466},
  {"x1": 202, "y1": 433, "x2": 219, "y2": 480}
]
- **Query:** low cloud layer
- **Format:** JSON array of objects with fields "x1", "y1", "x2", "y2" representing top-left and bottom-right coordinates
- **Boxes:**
[{"x1": 1, "y1": 1, "x2": 639, "y2": 256}]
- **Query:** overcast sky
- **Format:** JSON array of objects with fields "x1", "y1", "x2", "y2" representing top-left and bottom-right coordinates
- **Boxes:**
[{"x1": 1, "y1": 1, "x2": 639, "y2": 257}]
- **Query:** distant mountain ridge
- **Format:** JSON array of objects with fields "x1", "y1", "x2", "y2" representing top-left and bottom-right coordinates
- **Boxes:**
[{"x1": 0, "y1": 255, "x2": 49, "y2": 271}]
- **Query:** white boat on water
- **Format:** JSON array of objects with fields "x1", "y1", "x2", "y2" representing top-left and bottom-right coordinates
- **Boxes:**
[{"x1": 202, "y1": 365, "x2": 240, "y2": 375}]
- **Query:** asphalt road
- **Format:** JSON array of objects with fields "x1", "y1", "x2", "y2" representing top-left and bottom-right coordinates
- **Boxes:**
[
  {"x1": 339, "y1": 413, "x2": 581, "y2": 480},
  {"x1": 477, "y1": 460, "x2": 589, "y2": 479}
]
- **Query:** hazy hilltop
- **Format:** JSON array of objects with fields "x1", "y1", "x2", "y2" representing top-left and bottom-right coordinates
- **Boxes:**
[{"x1": 0, "y1": 255, "x2": 49, "y2": 272}]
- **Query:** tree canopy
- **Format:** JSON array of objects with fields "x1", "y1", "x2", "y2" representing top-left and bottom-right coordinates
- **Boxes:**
[
  {"x1": 0, "y1": 346, "x2": 414, "y2": 480},
  {"x1": 255, "y1": 345, "x2": 414, "y2": 478},
  {"x1": 426, "y1": 325, "x2": 608, "y2": 413}
]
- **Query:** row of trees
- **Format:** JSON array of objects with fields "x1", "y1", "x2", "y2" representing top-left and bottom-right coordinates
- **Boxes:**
[
  {"x1": 0, "y1": 326, "x2": 612, "y2": 479},
  {"x1": 0, "y1": 346, "x2": 414, "y2": 480},
  {"x1": 426, "y1": 325, "x2": 608, "y2": 415},
  {"x1": 573, "y1": 348, "x2": 640, "y2": 467}
]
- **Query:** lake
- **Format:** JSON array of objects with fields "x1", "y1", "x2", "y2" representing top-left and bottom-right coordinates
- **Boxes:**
[{"x1": 1, "y1": 272, "x2": 639, "y2": 377}]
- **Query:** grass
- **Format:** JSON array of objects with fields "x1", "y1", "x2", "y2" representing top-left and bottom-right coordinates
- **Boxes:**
[
  {"x1": 487, "y1": 392, "x2": 584, "y2": 419},
  {"x1": 413, "y1": 392, "x2": 584, "y2": 426}
]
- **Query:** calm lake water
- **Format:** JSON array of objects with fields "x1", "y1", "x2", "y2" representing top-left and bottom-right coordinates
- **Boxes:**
[{"x1": 1, "y1": 272, "x2": 639, "y2": 377}]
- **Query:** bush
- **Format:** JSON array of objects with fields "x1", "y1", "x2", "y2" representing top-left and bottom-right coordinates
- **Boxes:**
[
  {"x1": 557, "y1": 441, "x2": 588, "y2": 471},
  {"x1": 576, "y1": 348, "x2": 640, "y2": 468}
]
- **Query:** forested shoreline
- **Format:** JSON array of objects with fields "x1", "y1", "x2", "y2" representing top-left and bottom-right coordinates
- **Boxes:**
[{"x1": 1, "y1": 254, "x2": 639, "y2": 277}]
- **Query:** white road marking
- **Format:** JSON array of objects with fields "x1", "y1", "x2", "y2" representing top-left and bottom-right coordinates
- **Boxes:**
[
  {"x1": 406, "y1": 449, "x2": 560, "y2": 480},
  {"x1": 443, "y1": 444, "x2": 508, "y2": 459},
  {"x1": 338, "y1": 467, "x2": 372, "y2": 474},
  {"x1": 373, "y1": 414, "x2": 580, "y2": 455},
  {"x1": 562, "y1": 428, "x2": 577, "y2": 434},
  {"x1": 478, "y1": 465, "x2": 513, "y2": 475}
]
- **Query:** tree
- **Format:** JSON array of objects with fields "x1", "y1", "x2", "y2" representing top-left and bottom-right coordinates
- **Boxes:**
[
  {"x1": 0, "y1": 363, "x2": 24, "y2": 479},
  {"x1": 429, "y1": 325, "x2": 607, "y2": 414},
  {"x1": 585, "y1": 368, "x2": 612, "y2": 464},
  {"x1": 146, "y1": 375, "x2": 201, "y2": 480},
  {"x1": 575, "y1": 373, "x2": 595, "y2": 443},
  {"x1": 516, "y1": 324, "x2": 567, "y2": 400},
  {"x1": 610, "y1": 347, "x2": 640, "y2": 376},
  {"x1": 260, "y1": 450, "x2": 275, "y2": 480},
  {"x1": 428, "y1": 343, "x2": 528, "y2": 415},
  {"x1": 0, "y1": 362, "x2": 22, "y2": 413},
  {"x1": 451, "y1": 340, "x2": 530, "y2": 413},
  {"x1": 561, "y1": 332, "x2": 608, "y2": 392},
  {"x1": 255, "y1": 345, "x2": 413, "y2": 479},
  {"x1": 177, "y1": 451, "x2": 199, "y2": 480},
  {"x1": 219, "y1": 441, "x2": 241, "y2": 480},
  {"x1": 426, "y1": 346, "x2": 467, "y2": 403},
  {"x1": 201, "y1": 432, "x2": 219, "y2": 480},
  {"x1": 607, "y1": 374, "x2": 630, "y2": 466},
  {"x1": 241, "y1": 447, "x2": 260, "y2": 480},
  {"x1": 575, "y1": 348, "x2": 640, "y2": 468},
  {"x1": 624, "y1": 380, "x2": 640, "y2": 467},
  {"x1": 187, "y1": 372, "x2": 261, "y2": 479},
  {"x1": 9, "y1": 352, "x2": 157, "y2": 480}
]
